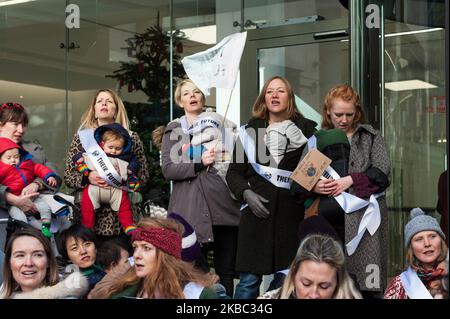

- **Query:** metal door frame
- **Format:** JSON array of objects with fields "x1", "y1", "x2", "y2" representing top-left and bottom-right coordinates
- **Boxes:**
[{"x1": 240, "y1": 18, "x2": 349, "y2": 122}]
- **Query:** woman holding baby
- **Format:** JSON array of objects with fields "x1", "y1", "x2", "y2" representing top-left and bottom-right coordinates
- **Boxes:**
[
  {"x1": 64, "y1": 89, "x2": 149, "y2": 241},
  {"x1": 160, "y1": 79, "x2": 240, "y2": 297}
]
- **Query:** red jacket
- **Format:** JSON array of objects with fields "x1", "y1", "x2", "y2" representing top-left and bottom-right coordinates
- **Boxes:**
[{"x1": 0, "y1": 138, "x2": 57, "y2": 196}]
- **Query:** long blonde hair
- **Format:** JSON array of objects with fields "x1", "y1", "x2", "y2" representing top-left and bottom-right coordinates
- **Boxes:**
[
  {"x1": 96, "y1": 218, "x2": 216, "y2": 299},
  {"x1": 278, "y1": 234, "x2": 362, "y2": 299},
  {"x1": 252, "y1": 76, "x2": 302, "y2": 121},
  {"x1": 79, "y1": 89, "x2": 130, "y2": 130}
]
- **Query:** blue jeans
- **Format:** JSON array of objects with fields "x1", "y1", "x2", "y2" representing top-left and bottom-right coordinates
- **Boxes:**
[{"x1": 234, "y1": 272, "x2": 262, "y2": 299}]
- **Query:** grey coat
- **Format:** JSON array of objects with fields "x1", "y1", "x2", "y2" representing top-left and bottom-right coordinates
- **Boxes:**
[
  {"x1": 346, "y1": 124, "x2": 390, "y2": 292},
  {"x1": 161, "y1": 120, "x2": 241, "y2": 243}
]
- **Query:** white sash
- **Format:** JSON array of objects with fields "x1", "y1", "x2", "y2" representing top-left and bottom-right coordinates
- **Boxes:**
[
  {"x1": 183, "y1": 282, "x2": 204, "y2": 299},
  {"x1": 307, "y1": 136, "x2": 384, "y2": 256},
  {"x1": 239, "y1": 125, "x2": 292, "y2": 190},
  {"x1": 78, "y1": 129, "x2": 123, "y2": 188},
  {"x1": 400, "y1": 267, "x2": 433, "y2": 299},
  {"x1": 181, "y1": 115, "x2": 236, "y2": 155},
  {"x1": 180, "y1": 115, "x2": 220, "y2": 135},
  {"x1": 276, "y1": 269, "x2": 289, "y2": 276},
  {"x1": 307, "y1": 135, "x2": 317, "y2": 150}
]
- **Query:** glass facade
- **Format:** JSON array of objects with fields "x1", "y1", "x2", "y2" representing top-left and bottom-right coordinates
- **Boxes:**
[
  {"x1": 0, "y1": 0, "x2": 448, "y2": 283},
  {"x1": 381, "y1": 0, "x2": 447, "y2": 276}
]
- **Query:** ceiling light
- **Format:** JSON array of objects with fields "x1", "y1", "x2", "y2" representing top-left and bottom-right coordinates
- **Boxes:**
[
  {"x1": 385, "y1": 28, "x2": 443, "y2": 38},
  {"x1": 0, "y1": 0, "x2": 36, "y2": 7},
  {"x1": 181, "y1": 25, "x2": 216, "y2": 45},
  {"x1": 385, "y1": 79, "x2": 437, "y2": 92},
  {"x1": 340, "y1": 27, "x2": 442, "y2": 42}
]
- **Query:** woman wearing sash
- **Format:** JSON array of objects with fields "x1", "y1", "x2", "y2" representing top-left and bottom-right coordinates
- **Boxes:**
[
  {"x1": 226, "y1": 76, "x2": 317, "y2": 299},
  {"x1": 160, "y1": 79, "x2": 240, "y2": 297},
  {"x1": 292, "y1": 84, "x2": 391, "y2": 298},
  {"x1": 87, "y1": 217, "x2": 217, "y2": 299},
  {"x1": 384, "y1": 208, "x2": 448, "y2": 299},
  {"x1": 64, "y1": 89, "x2": 149, "y2": 240}
]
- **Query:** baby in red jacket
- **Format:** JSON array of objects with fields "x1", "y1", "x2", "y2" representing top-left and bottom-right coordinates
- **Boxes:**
[{"x1": 0, "y1": 137, "x2": 60, "y2": 238}]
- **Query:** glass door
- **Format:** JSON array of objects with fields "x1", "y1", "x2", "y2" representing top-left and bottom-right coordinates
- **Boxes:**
[
  {"x1": 0, "y1": 0, "x2": 67, "y2": 174},
  {"x1": 382, "y1": 2, "x2": 447, "y2": 277},
  {"x1": 240, "y1": 18, "x2": 349, "y2": 123}
]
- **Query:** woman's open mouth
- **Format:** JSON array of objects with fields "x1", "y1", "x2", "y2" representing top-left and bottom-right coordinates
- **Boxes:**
[{"x1": 21, "y1": 270, "x2": 37, "y2": 277}]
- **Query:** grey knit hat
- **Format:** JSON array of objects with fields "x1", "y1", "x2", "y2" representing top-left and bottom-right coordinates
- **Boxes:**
[{"x1": 404, "y1": 207, "x2": 446, "y2": 247}]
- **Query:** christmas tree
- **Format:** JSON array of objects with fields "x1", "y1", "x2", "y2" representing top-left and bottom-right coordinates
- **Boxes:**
[
  {"x1": 106, "y1": 23, "x2": 187, "y2": 208},
  {"x1": 107, "y1": 25, "x2": 186, "y2": 103}
]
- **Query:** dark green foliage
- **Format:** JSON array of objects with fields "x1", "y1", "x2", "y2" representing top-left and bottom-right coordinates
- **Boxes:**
[{"x1": 107, "y1": 26, "x2": 187, "y2": 207}]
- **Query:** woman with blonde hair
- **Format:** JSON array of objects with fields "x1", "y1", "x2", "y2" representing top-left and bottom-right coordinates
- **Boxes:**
[
  {"x1": 88, "y1": 217, "x2": 217, "y2": 299},
  {"x1": 160, "y1": 78, "x2": 240, "y2": 297},
  {"x1": 260, "y1": 234, "x2": 362, "y2": 299},
  {"x1": 64, "y1": 89, "x2": 149, "y2": 240}
]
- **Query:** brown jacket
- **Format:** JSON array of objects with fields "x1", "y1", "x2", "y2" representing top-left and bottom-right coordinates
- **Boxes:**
[{"x1": 161, "y1": 119, "x2": 240, "y2": 243}]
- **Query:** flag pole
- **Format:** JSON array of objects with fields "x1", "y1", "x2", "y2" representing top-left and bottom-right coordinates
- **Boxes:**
[
  {"x1": 206, "y1": 79, "x2": 237, "y2": 172},
  {"x1": 220, "y1": 78, "x2": 236, "y2": 126}
]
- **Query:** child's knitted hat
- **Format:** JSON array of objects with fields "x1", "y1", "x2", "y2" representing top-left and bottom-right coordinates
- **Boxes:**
[{"x1": 168, "y1": 212, "x2": 202, "y2": 262}]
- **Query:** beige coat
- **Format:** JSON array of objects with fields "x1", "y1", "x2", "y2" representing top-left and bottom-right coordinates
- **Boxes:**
[{"x1": 0, "y1": 272, "x2": 89, "y2": 299}]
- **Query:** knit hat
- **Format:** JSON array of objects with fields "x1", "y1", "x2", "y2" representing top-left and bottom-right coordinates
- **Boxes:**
[
  {"x1": 131, "y1": 227, "x2": 182, "y2": 259},
  {"x1": 0, "y1": 137, "x2": 21, "y2": 155},
  {"x1": 168, "y1": 212, "x2": 202, "y2": 262},
  {"x1": 404, "y1": 207, "x2": 446, "y2": 248},
  {"x1": 314, "y1": 128, "x2": 349, "y2": 152},
  {"x1": 298, "y1": 215, "x2": 341, "y2": 245}
]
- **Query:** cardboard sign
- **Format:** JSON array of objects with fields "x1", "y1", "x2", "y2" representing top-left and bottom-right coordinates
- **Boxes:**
[{"x1": 291, "y1": 149, "x2": 332, "y2": 191}]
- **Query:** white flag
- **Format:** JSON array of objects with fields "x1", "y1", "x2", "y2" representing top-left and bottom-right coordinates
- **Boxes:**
[{"x1": 181, "y1": 32, "x2": 247, "y2": 96}]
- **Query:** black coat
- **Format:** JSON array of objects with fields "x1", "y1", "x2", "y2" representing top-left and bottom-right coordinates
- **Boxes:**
[{"x1": 226, "y1": 117, "x2": 317, "y2": 274}]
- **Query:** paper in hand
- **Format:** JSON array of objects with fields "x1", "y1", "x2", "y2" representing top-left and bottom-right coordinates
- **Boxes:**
[{"x1": 290, "y1": 148, "x2": 332, "y2": 191}]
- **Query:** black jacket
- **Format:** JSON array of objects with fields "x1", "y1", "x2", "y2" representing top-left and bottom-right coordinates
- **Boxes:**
[{"x1": 226, "y1": 116, "x2": 316, "y2": 274}]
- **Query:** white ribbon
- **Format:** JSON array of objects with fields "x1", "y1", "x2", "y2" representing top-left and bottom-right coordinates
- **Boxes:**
[
  {"x1": 336, "y1": 192, "x2": 384, "y2": 256},
  {"x1": 239, "y1": 125, "x2": 292, "y2": 190},
  {"x1": 180, "y1": 115, "x2": 221, "y2": 135},
  {"x1": 277, "y1": 269, "x2": 290, "y2": 276},
  {"x1": 78, "y1": 129, "x2": 123, "y2": 188},
  {"x1": 400, "y1": 267, "x2": 433, "y2": 299},
  {"x1": 181, "y1": 115, "x2": 236, "y2": 155},
  {"x1": 183, "y1": 282, "x2": 204, "y2": 299}
]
